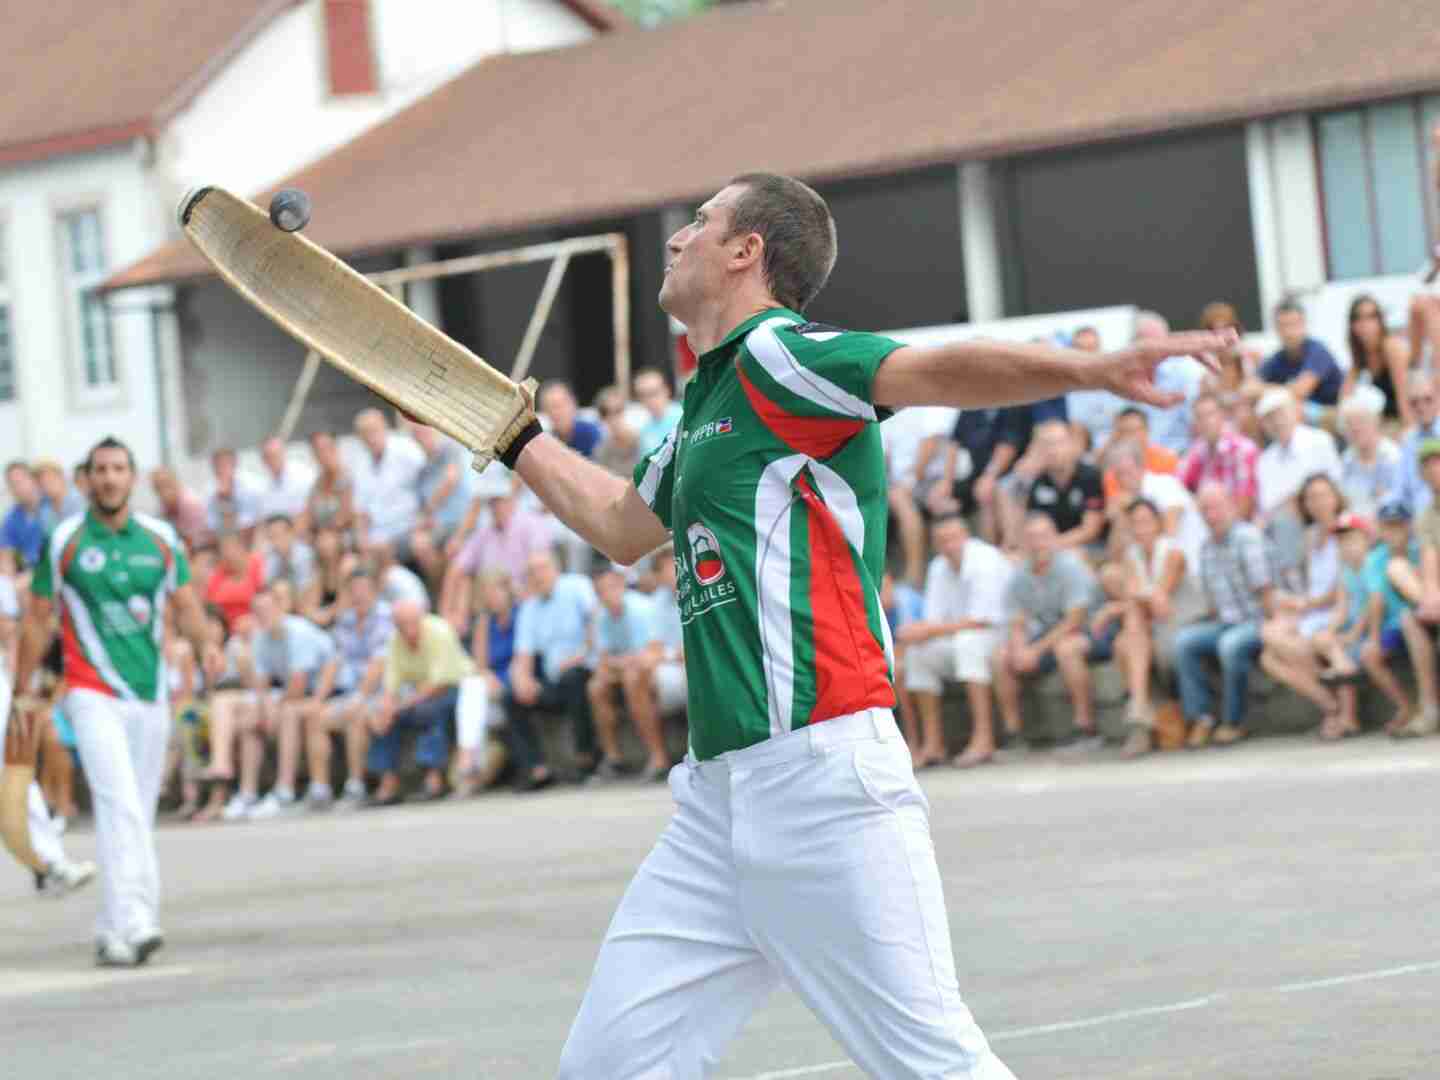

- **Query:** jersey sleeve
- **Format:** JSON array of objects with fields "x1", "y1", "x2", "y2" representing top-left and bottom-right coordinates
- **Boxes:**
[
  {"x1": 741, "y1": 320, "x2": 903, "y2": 424},
  {"x1": 29, "y1": 530, "x2": 55, "y2": 599},
  {"x1": 632, "y1": 426, "x2": 679, "y2": 530}
]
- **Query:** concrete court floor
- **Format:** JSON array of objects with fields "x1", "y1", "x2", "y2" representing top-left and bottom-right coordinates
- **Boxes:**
[{"x1": 3, "y1": 735, "x2": 1438, "y2": 1080}]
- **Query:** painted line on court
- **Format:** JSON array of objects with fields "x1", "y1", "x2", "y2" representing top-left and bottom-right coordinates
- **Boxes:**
[
  {"x1": 732, "y1": 958, "x2": 1440, "y2": 1080},
  {"x1": 0, "y1": 964, "x2": 196, "y2": 998}
]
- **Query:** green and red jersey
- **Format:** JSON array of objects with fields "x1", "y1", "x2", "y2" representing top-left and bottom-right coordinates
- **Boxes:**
[
  {"x1": 31, "y1": 510, "x2": 190, "y2": 703},
  {"x1": 634, "y1": 308, "x2": 904, "y2": 760}
]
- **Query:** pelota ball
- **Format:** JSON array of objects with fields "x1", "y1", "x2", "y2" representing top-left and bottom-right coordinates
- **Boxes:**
[{"x1": 269, "y1": 188, "x2": 312, "y2": 233}]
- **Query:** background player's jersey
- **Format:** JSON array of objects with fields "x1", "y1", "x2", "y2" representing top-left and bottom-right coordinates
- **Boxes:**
[
  {"x1": 634, "y1": 309, "x2": 904, "y2": 760},
  {"x1": 31, "y1": 511, "x2": 190, "y2": 703}
]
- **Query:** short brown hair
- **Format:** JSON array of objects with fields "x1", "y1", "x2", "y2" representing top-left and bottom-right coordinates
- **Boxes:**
[{"x1": 725, "y1": 173, "x2": 837, "y2": 312}]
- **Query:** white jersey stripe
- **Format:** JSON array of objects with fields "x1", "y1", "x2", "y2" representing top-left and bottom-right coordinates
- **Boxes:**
[
  {"x1": 755, "y1": 454, "x2": 806, "y2": 738},
  {"x1": 808, "y1": 461, "x2": 866, "y2": 559},
  {"x1": 45, "y1": 514, "x2": 86, "y2": 588},
  {"x1": 746, "y1": 318, "x2": 878, "y2": 423},
  {"x1": 61, "y1": 583, "x2": 140, "y2": 701},
  {"x1": 637, "y1": 426, "x2": 678, "y2": 508}
]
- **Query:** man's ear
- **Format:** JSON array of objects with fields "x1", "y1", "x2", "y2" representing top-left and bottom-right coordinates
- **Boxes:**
[{"x1": 730, "y1": 232, "x2": 764, "y2": 272}]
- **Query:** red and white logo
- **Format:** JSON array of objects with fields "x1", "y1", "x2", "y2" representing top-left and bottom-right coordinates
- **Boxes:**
[{"x1": 687, "y1": 524, "x2": 726, "y2": 586}]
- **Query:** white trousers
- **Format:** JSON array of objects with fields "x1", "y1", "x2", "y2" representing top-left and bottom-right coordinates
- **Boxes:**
[
  {"x1": 0, "y1": 676, "x2": 66, "y2": 873},
  {"x1": 904, "y1": 629, "x2": 1004, "y2": 693},
  {"x1": 558, "y1": 709, "x2": 1016, "y2": 1080},
  {"x1": 455, "y1": 675, "x2": 506, "y2": 751},
  {"x1": 67, "y1": 688, "x2": 170, "y2": 939}
]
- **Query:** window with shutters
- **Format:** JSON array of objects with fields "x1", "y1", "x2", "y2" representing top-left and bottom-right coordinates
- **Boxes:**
[{"x1": 57, "y1": 207, "x2": 118, "y2": 392}]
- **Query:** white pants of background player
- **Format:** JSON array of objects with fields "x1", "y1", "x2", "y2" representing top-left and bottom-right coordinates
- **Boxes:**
[
  {"x1": 0, "y1": 676, "x2": 67, "y2": 872},
  {"x1": 558, "y1": 708, "x2": 1016, "y2": 1080},
  {"x1": 67, "y1": 688, "x2": 170, "y2": 941}
]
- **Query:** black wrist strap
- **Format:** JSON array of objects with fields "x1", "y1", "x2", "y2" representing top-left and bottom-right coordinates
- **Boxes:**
[{"x1": 499, "y1": 419, "x2": 543, "y2": 469}]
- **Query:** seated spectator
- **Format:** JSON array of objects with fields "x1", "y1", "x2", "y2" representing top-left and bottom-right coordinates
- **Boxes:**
[
  {"x1": 1412, "y1": 439, "x2": 1440, "y2": 626},
  {"x1": 205, "y1": 447, "x2": 261, "y2": 541},
  {"x1": 1132, "y1": 311, "x2": 1207, "y2": 454},
  {"x1": 441, "y1": 481, "x2": 552, "y2": 628},
  {"x1": 1023, "y1": 421, "x2": 1105, "y2": 553},
  {"x1": 301, "y1": 524, "x2": 354, "y2": 627},
  {"x1": 948, "y1": 404, "x2": 1033, "y2": 546},
  {"x1": 1179, "y1": 393, "x2": 1259, "y2": 521},
  {"x1": 505, "y1": 550, "x2": 598, "y2": 791},
  {"x1": 1256, "y1": 389, "x2": 1342, "y2": 525},
  {"x1": 206, "y1": 531, "x2": 265, "y2": 631},
  {"x1": 593, "y1": 386, "x2": 641, "y2": 479},
  {"x1": 1339, "y1": 294, "x2": 1413, "y2": 427},
  {"x1": 1112, "y1": 497, "x2": 1209, "y2": 757},
  {"x1": 34, "y1": 459, "x2": 85, "y2": 526},
  {"x1": 366, "y1": 599, "x2": 468, "y2": 805},
  {"x1": 456, "y1": 569, "x2": 519, "y2": 795},
  {"x1": 539, "y1": 380, "x2": 603, "y2": 458},
  {"x1": 1064, "y1": 325, "x2": 1125, "y2": 456},
  {"x1": 992, "y1": 514, "x2": 1109, "y2": 750},
  {"x1": 263, "y1": 514, "x2": 316, "y2": 594},
  {"x1": 235, "y1": 585, "x2": 339, "y2": 818},
  {"x1": 367, "y1": 540, "x2": 429, "y2": 610},
  {"x1": 1258, "y1": 299, "x2": 1344, "y2": 412},
  {"x1": 1369, "y1": 503, "x2": 1439, "y2": 738},
  {"x1": 2, "y1": 461, "x2": 46, "y2": 569},
  {"x1": 1101, "y1": 407, "x2": 1178, "y2": 505},
  {"x1": 305, "y1": 430, "x2": 356, "y2": 534},
  {"x1": 408, "y1": 423, "x2": 472, "y2": 593},
  {"x1": 883, "y1": 407, "x2": 958, "y2": 586},
  {"x1": 897, "y1": 515, "x2": 1013, "y2": 769},
  {"x1": 1197, "y1": 301, "x2": 1263, "y2": 414},
  {"x1": 991, "y1": 395, "x2": 1068, "y2": 550},
  {"x1": 586, "y1": 566, "x2": 669, "y2": 781},
  {"x1": 634, "y1": 367, "x2": 684, "y2": 457},
  {"x1": 1306, "y1": 515, "x2": 1379, "y2": 740},
  {"x1": 305, "y1": 569, "x2": 393, "y2": 809},
  {"x1": 1104, "y1": 440, "x2": 1205, "y2": 567},
  {"x1": 352, "y1": 408, "x2": 424, "y2": 554},
  {"x1": 255, "y1": 436, "x2": 313, "y2": 522},
  {"x1": 618, "y1": 552, "x2": 683, "y2": 782},
  {"x1": 1174, "y1": 484, "x2": 1275, "y2": 749},
  {"x1": 1393, "y1": 372, "x2": 1440, "y2": 515},
  {"x1": 1338, "y1": 387, "x2": 1401, "y2": 516},
  {"x1": 151, "y1": 466, "x2": 208, "y2": 549}
]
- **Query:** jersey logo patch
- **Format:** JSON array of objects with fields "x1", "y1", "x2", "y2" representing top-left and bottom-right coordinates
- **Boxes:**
[
  {"x1": 128, "y1": 595, "x2": 153, "y2": 627},
  {"x1": 78, "y1": 548, "x2": 107, "y2": 573},
  {"x1": 787, "y1": 321, "x2": 845, "y2": 340},
  {"x1": 688, "y1": 524, "x2": 726, "y2": 586}
]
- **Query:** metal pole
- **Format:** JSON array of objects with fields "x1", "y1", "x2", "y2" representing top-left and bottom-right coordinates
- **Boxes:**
[
  {"x1": 367, "y1": 234, "x2": 621, "y2": 289},
  {"x1": 511, "y1": 251, "x2": 570, "y2": 384},
  {"x1": 275, "y1": 351, "x2": 322, "y2": 442}
]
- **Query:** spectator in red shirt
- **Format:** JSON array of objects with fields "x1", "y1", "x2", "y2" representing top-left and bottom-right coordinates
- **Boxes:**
[
  {"x1": 1178, "y1": 391, "x2": 1259, "y2": 520},
  {"x1": 206, "y1": 531, "x2": 265, "y2": 630}
]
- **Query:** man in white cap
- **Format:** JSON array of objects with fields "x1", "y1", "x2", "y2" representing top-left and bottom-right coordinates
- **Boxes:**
[
  {"x1": 1338, "y1": 385, "x2": 1402, "y2": 516},
  {"x1": 1255, "y1": 387, "x2": 1342, "y2": 525}
]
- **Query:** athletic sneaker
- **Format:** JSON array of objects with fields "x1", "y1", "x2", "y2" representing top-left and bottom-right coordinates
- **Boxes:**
[
  {"x1": 248, "y1": 790, "x2": 299, "y2": 820},
  {"x1": 585, "y1": 758, "x2": 628, "y2": 785},
  {"x1": 306, "y1": 784, "x2": 334, "y2": 811},
  {"x1": 1058, "y1": 733, "x2": 1105, "y2": 755},
  {"x1": 336, "y1": 779, "x2": 367, "y2": 811},
  {"x1": 37, "y1": 858, "x2": 97, "y2": 899},
  {"x1": 95, "y1": 935, "x2": 137, "y2": 968},
  {"x1": 221, "y1": 792, "x2": 260, "y2": 822},
  {"x1": 129, "y1": 927, "x2": 165, "y2": 966}
]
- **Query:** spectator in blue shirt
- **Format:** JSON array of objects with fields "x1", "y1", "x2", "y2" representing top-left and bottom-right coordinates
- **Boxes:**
[
  {"x1": 505, "y1": 549, "x2": 598, "y2": 790},
  {"x1": 1132, "y1": 311, "x2": 1207, "y2": 454},
  {"x1": 540, "y1": 380, "x2": 604, "y2": 459},
  {"x1": 586, "y1": 566, "x2": 662, "y2": 781},
  {"x1": 456, "y1": 568, "x2": 520, "y2": 794},
  {"x1": 634, "y1": 368, "x2": 685, "y2": 458},
  {"x1": 1064, "y1": 325, "x2": 1127, "y2": 456},
  {"x1": 409, "y1": 423, "x2": 473, "y2": 592},
  {"x1": 1, "y1": 461, "x2": 47, "y2": 569},
  {"x1": 1259, "y1": 300, "x2": 1343, "y2": 408},
  {"x1": 34, "y1": 459, "x2": 86, "y2": 529}
]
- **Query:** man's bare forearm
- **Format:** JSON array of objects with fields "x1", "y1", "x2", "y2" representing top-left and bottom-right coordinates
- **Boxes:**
[
  {"x1": 11, "y1": 603, "x2": 54, "y2": 700},
  {"x1": 873, "y1": 341, "x2": 1096, "y2": 410}
]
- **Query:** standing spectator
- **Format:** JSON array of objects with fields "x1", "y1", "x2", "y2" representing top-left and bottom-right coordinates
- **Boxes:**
[
  {"x1": 1, "y1": 462, "x2": 47, "y2": 568},
  {"x1": 633, "y1": 367, "x2": 684, "y2": 457},
  {"x1": 1339, "y1": 295, "x2": 1413, "y2": 427},
  {"x1": 34, "y1": 459, "x2": 84, "y2": 526},
  {"x1": 1393, "y1": 372, "x2": 1440, "y2": 515},
  {"x1": 205, "y1": 447, "x2": 261, "y2": 541},
  {"x1": 1100, "y1": 408, "x2": 1178, "y2": 507},
  {"x1": 1104, "y1": 441, "x2": 1207, "y2": 568},
  {"x1": 440, "y1": 482, "x2": 552, "y2": 628},
  {"x1": 366, "y1": 599, "x2": 467, "y2": 804},
  {"x1": 205, "y1": 531, "x2": 265, "y2": 631},
  {"x1": 992, "y1": 514, "x2": 1108, "y2": 750},
  {"x1": 1023, "y1": 421, "x2": 1105, "y2": 553},
  {"x1": 1174, "y1": 485, "x2": 1275, "y2": 749},
  {"x1": 593, "y1": 386, "x2": 642, "y2": 479},
  {"x1": 306, "y1": 570, "x2": 393, "y2": 809},
  {"x1": 408, "y1": 424, "x2": 472, "y2": 593},
  {"x1": 539, "y1": 380, "x2": 603, "y2": 458},
  {"x1": 1132, "y1": 311, "x2": 1207, "y2": 454},
  {"x1": 263, "y1": 514, "x2": 317, "y2": 594},
  {"x1": 255, "y1": 436, "x2": 313, "y2": 522},
  {"x1": 505, "y1": 550, "x2": 597, "y2": 791},
  {"x1": 1064, "y1": 325, "x2": 1126, "y2": 455},
  {"x1": 235, "y1": 585, "x2": 339, "y2": 818},
  {"x1": 1255, "y1": 390, "x2": 1342, "y2": 524},
  {"x1": 898, "y1": 515, "x2": 1013, "y2": 769},
  {"x1": 1112, "y1": 497, "x2": 1209, "y2": 757},
  {"x1": 619, "y1": 552, "x2": 683, "y2": 782},
  {"x1": 352, "y1": 408, "x2": 425, "y2": 553},
  {"x1": 150, "y1": 467, "x2": 208, "y2": 548},
  {"x1": 1338, "y1": 387, "x2": 1402, "y2": 516},
  {"x1": 1178, "y1": 392, "x2": 1259, "y2": 520},
  {"x1": 456, "y1": 569, "x2": 519, "y2": 795},
  {"x1": 586, "y1": 566, "x2": 664, "y2": 781},
  {"x1": 305, "y1": 430, "x2": 355, "y2": 534},
  {"x1": 1258, "y1": 299, "x2": 1344, "y2": 413}
]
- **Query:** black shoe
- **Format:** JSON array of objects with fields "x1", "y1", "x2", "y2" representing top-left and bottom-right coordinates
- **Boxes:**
[
  {"x1": 515, "y1": 771, "x2": 554, "y2": 794},
  {"x1": 365, "y1": 790, "x2": 405, "y2": 808},
  {"x1": 409, "y1": 784, "x2": 450, "y2": 803}
]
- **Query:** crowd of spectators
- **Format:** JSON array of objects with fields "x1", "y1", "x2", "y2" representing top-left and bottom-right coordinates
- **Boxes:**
[
  {"x1": 885, "y1": 293, "x2": 1440, "y2": 767},
  {"x1": 0, "y1": 368, "x2": 691, "y2": 824}
]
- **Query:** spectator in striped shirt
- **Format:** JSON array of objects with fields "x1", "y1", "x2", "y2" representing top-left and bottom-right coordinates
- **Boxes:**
[{"x1": 1178, "y1": 391, "x2": 1259, "y2": 520}]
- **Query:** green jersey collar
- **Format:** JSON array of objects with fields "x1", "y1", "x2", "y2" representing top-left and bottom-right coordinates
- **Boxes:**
[
  {"x1": 84, "y1": 509, "x2": 136, "y2": 538},
  {"x1": 697, "y1": 307, "x2": 800, "y2": 366}
]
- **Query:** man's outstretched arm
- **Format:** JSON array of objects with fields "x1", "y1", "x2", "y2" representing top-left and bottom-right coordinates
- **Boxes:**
[
  {"x1": 872, "y1": 331, "x2": 1233, "y2": 412},
  {"x1": 513, "y1": 436, "x2": 669, "y2": 567}
]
